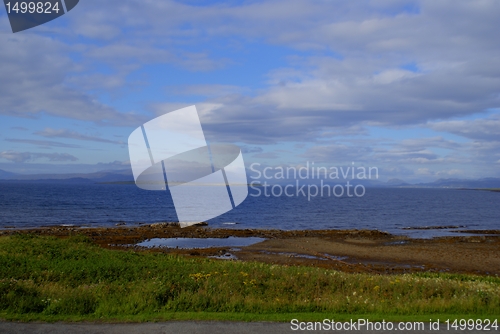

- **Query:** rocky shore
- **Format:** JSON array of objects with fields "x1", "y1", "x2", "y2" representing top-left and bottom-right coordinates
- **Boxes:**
[{"x1": 1, "y1": 224, "x2": 499, "y2": 276}]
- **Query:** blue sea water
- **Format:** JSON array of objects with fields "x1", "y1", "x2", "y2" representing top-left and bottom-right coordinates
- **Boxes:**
[{"x1": 0, "y1": 182, "x2": 498, "y2": 238}]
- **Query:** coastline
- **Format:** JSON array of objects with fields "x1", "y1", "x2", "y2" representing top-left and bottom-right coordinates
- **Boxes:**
[{"x1": 2, "y1": 224, "x2": 499, "y2": 276}]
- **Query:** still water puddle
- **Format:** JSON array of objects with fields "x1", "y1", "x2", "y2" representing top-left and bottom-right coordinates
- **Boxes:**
[
  {"x1": 208, "y1": 253, "x2": 239, "y2": 260},
  {"x1": 136, "y1": 237, "x2": 266, "y2": 249}
]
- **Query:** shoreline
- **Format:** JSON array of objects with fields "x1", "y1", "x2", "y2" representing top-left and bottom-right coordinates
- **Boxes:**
[
  {"x1": 2, "y1": 222, "x2": 498, "y2": 236},
  {"x1": 1, "y1": 224, "x2": 499, "y2": 276}
]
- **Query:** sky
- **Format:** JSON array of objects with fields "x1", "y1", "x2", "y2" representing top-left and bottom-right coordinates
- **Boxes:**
[{"x1": 0, "y1": 0, "x2": 499, "y2": 182}]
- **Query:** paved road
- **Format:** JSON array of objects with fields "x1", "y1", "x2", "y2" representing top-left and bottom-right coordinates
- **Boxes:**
[{"x1": 0, "y1": 321, "x2": 493, "y2": 334}]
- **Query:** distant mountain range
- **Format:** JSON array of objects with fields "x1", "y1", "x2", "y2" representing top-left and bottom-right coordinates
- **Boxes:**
[
  {"x1": 415, "y1": 177, "x2": 500, "y2": 189},
  {"x1": 0, "y1": 169, "x2": 17, "y2": 179},
  {"x1": 0, "y1": 168, "x2": 499, "y2": 189},
  {"x1": 0, "y1": 169, "x2": 134, "y2": 183}
]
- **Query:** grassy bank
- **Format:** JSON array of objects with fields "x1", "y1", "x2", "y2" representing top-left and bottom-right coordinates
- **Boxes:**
[{"x1": 0, "y1": 234, "x2": 499, "y2": 322}]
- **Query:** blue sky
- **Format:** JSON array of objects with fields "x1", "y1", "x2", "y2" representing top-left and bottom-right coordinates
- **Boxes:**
[{"x1": 0, "y1": 0, "x2": 499, "y2": 182}]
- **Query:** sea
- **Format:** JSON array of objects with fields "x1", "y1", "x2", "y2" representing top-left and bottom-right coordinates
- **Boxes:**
[{"x1": 0, "y1": 181, "x2": 498, "y2": 238}]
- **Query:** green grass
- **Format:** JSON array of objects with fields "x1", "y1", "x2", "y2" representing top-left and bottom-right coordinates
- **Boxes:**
[{"x1": 0, "y1": 234, "x2": 499, "y2": 322}]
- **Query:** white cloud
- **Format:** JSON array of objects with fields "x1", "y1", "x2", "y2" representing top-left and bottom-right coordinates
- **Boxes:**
[
  {"x1": 436, "y1": 169, "x2": 463, "y2": 177},
  {"x1": 35, "y1": 128, "x2": 125, "y2": 145},
  {"x1": 428, "y1": 116, "x2": 500, "y2": 141},
  {"x1": 0, "y1": 151, "x2": 78, "y2": 163},
  {"x1": 166, "y1": 84, "x2": 247, "y2": 97},
  {"x1": 0, "y1": 32, "x2": 146, "y2": 126},
  {"x1": 4, "y1": 0, "x2": 500, "y2": 134},
  {"x1": 2, "y1": 0, "x2": 500, "y2": 180},
  {"x1": 6, "y1": 139, "x2": 81, "y2": 149},
  {"x1": 415, "y1": 168, "x2": 433, "y2": 176}
]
